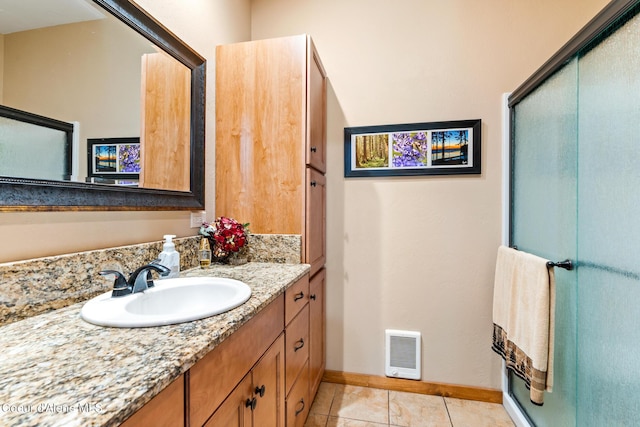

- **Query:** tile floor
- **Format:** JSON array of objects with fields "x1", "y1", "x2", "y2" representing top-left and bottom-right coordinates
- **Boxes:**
[{"x1": 305, "y1": 382, "x2": 515, "y2": 427}]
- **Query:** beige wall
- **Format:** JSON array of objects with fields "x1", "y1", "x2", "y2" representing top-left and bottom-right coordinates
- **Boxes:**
[
  {"x1": 0, "y1": 0, "x2": 251, "y2": 263},
  {"x1": 4, "y1": 18, "x2": 154, "y2": 179},
  {"x1": 251, "y1": 0, "x2": 609, "y2": 389}
]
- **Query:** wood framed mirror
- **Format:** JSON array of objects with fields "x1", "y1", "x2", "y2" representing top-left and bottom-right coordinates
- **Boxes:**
[{"x1": 0, "y1": 0, "x2": 205, "y2": 211}]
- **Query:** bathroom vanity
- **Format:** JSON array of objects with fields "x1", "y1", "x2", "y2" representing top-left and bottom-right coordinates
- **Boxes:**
[{"x1": 0, "y1": 262, "x2": 317, "y2": 427}]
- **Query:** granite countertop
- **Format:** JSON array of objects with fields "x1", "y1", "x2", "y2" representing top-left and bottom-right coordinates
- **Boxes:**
[{"x1": 0, "y1": 262, "x2": 310, "y2": 427}]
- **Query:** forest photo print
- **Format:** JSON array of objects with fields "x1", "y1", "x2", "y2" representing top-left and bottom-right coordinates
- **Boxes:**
[{"x1": 344, "y1": 119, "x2": 481, "y2": 177}]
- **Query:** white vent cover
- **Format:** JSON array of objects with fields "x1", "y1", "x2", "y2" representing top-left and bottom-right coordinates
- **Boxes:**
[{"x1": 385, "y1": 329, "x2": 421, "y2": 380}]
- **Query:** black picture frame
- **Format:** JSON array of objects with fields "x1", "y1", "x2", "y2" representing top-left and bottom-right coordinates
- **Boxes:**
[
  {"x1": 87, "y1": 137, "x2": 140, "y2": 181},
  {"x1": 344, "y1": 119, "x2": 481, "y2": 177}
]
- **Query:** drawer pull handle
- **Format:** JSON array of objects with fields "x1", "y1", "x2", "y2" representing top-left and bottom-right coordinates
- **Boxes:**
[
  {"x1": 294, "y1": 338, "x2": 305, "y2": 351},
  {"x1": 310, "y1": 146, "x2": 317, "y2": 152},
  {"x1": 245, "y1": 397, "x2": 257, "y2": 410},
  {"x1": 294, "y1": 292, "x2": 305, "y2": 302},
  {"x1": 255, "y1": 385, "x2": 266, "y2": 397},
  {"x1": 295, "y1": 398, "x2": 305, "y2": 416},
  {"x1": 310, "y1": 294, "x2": 316, "y2": 300},
  {"x1": 310, "y1": 181, "x2": 317, "y2": 187}
]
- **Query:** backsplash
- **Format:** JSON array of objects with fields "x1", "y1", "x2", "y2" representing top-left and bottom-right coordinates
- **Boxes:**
[{"x1": 0, "y1": 234, "x2": 301, "y2": 326}]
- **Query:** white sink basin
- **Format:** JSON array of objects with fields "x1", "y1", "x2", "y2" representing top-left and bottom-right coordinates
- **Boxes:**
[{"x1": 80, "y1": 277, "x2": 251, "y2": 328}]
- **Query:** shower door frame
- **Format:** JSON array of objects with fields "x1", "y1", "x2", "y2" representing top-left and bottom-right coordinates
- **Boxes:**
[{"x1": 507, "y1": 0, "x2": 638, "y2": 109}]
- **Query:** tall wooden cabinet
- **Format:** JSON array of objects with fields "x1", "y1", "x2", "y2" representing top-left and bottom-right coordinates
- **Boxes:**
[
  {"x1": 215, "y1": 34, "x2": 327, "y2": 423},
  {"x1": 215, "y1": 34, "x2": 326, "y2": 276}
]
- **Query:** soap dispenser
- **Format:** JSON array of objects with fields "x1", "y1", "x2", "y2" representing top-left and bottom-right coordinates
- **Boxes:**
[{"x1": 158, "y1": 234, "x2": 180, "y2": 278}]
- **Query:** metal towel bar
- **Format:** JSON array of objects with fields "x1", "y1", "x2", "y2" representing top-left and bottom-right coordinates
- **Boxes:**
[
  {"x1": 546, "y1": 259, "x2": 574, "y2": 271},
  {"x1": 509, "y1": 246, "x2": 574, "y2": 271}
]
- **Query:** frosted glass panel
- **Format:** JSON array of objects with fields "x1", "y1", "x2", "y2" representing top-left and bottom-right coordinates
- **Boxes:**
[
  {"x1": 576, "y1": 10, "x2": 640, "y2": 426},
  {"x1": 511, "y1": 58, "x2": 578, "y2": 427},
  {"x1": 0, "y1": 116, "x2": 69, "y2": 180}
]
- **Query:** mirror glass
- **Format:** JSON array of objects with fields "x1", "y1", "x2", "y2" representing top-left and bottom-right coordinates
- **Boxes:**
[{"x1": 0, "y1": 0, "x2": 205, "y2": 210}]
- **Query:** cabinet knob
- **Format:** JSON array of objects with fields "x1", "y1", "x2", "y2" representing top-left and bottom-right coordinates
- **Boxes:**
[
  {"x1": 310, "y1": 146, "x2": 317, "y2": 153},
  {"x1": 294, "y1": 398, "x2": 305, "y2": 416},
  {"x1": 310, "y1": 181, "x2": 317, "y2": 187},
  {"x1": 255, "y1": 385, "x2": 266, "y2": 397},
  {"x1": 310, "y1": 294, "x2": 316, "y2": 300},
  {"x1": 245, "y1": 397, "x2": 257, "y2": 410},
  {"x1": 294, "y1": 338, "x2": 305, "y2": 352},
  {"x1": 294, "y1": 291, "x2": 305, "y2": 302}
]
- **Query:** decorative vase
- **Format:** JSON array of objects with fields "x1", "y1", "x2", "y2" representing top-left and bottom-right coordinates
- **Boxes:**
[{"x1": 208, "y1": 238, "x2": 231, "y2": 263}]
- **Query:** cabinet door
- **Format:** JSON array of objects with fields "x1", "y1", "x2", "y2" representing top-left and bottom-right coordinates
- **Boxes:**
[
  {"x1": 251, "y1": 334, "x2": 285, "y2": 427},
  {"x1": 204, "y1": 374, "x2": 253, "y2": 427},
  {"x1": 306, "y1": 168, "x2": 326, "y2": 276},
  {"x1": 309, "y1": 269, "x2": 326, "y2": 399},
  {"x1": 306, "y1": 39, "x2": 326, "y2": 173},
  {"x1": 215, "y1": 35, "x2": 306, "y2": 235},
  {"x1": 190, "y1": 296, "x2": 284, "y2": 426}
]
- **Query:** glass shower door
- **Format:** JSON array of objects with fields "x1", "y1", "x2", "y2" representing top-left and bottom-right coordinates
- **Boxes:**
[
  {"x1": 575, "y1": 10, "x2": 640, "y2": 426},
  {"x1": 510, "y1": 58, "x2": 578, "y2": 427}
]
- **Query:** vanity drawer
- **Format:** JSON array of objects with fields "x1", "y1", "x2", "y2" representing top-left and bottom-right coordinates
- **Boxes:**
[
  {"x1": 285, "y1": 275, "x2": 309, "y2": 325},
  {"x1": 285, "y1": 304, "x2": 309, "y2": 394},
  {"x1": 286, "y1": 361, "x2": 310, "y2": 427}
]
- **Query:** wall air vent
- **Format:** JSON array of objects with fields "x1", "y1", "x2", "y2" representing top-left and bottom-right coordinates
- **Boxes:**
[{"x1": 385, "y1": 329, "x2": 421, "y2": 380}]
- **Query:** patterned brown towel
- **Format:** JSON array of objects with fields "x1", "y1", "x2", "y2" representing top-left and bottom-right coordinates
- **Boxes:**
[{"x1": 491, "y1": 245, "x2": 555, "y2": 405}]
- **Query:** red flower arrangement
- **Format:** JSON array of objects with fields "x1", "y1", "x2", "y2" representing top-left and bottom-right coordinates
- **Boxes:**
[{"x1": 200, "y1": 217, "x2": 250, "y2": 259}]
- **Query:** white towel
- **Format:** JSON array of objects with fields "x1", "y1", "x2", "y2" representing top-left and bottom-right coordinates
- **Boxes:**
[{"x1": 492, "y1": 245, "x2": 555, "y2": 405}]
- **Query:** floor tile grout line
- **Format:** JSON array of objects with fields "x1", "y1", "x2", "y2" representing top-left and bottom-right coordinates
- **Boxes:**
[
  {"x1": 387, "y1": 389, "x2": 391, "y2": 426},
  {"x1": 443, "y1": 396, "x2": 454, "y2": 427},
  {"x1": 324, "y1": 384, "x2": 337, "y2": 425},
  {"x1": 326, "y1": 385, "x2": 336, "y2": 418}
]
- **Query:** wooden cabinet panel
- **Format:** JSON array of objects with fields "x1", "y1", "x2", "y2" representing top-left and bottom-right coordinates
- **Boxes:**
[
  {"x1": 306, "y1": 169, "x2": 326, "y2": 277},
  {"x1": 204, "y1": 373, "x2": 253, "y2": 427},
  {"x1": 306, "y1": 39, "x2": 327, "y2": 173},
  {"x1": 140, "y1": 51, "x2": 191, "y2": 191},
  {"x1": 120, "y1": 375, "x2": 184, "y2": 427},
  {"x1": 251, "y1": 334, "x2": 285, "y2": 427},
  {"x1": 215, "y1": 35, "x2": 307, "y2": 235},
  {"x1": 205, "y1": 334, "x2": 285, "y2": 427},
  {"x1": 285, "y1": 305, "x2": 309, "y2": 394},
  {"x1": 285, "y1": 362, "x2": 310, "y2": 427},
  {"x1": 190, "y1": 296, "x2": 284, "y2": 427},
  {"x1": 285, "y1": 275, "x2": 310, "y2": 326},
  {"x1": 309, "y1": 269, "x2": 326, "y2": 398}
]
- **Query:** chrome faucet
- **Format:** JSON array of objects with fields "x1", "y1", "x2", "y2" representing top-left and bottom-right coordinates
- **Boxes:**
[{"x1": 100, "y1": 261, "x2": 171, "y2": 297}]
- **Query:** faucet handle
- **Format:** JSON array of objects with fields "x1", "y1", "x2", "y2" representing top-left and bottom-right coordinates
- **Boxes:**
[
  {"x1": 149, "y1": 261, "x2": 171, "y2": 277},
  {"x1": 145, "y1": 262, "x2": 171, "y2": 288},
  {"x1": 99, "y1": 270, "x2": 132, "y2": 297},
  {"x1": 130, "y1": 264, "x2": 172, "y2": 294}
]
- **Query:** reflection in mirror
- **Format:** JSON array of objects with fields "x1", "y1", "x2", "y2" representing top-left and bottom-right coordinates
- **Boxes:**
[
  {"x1": 0, "y1": 106, "x2": 74, "y2": 181},
  {"x1": 0, "y1": 0, "x2": 191, "y2": 192}
]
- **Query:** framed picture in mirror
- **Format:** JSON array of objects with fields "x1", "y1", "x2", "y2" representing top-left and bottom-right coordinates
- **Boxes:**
[{"x1": 87, "y1": 137, "x2": 140, "y2": 183}]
